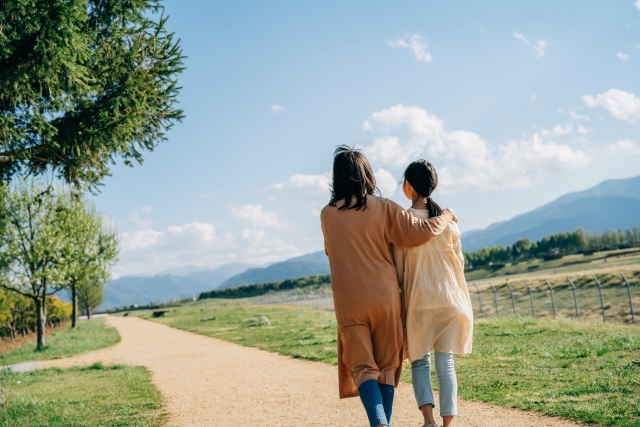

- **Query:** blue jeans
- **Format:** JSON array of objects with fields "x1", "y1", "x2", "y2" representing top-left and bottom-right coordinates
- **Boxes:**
[
  {"x1": 358, "y1": 379, "x2": 395, "y2": 427},
  {"x1": 411, "y1": 351, "x2": 458, "y2": 416}
]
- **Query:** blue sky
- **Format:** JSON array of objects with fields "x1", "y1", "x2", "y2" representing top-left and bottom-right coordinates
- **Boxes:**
[{"x1": 94, "y1": 0, "x2": 640, "y2": 277}]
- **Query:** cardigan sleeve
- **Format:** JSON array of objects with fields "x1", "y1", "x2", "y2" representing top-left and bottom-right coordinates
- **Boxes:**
[
  {"x1": 383, "y1": 199, "x2": 453, "y2": 249},
  {"x1": 390, "y1": 244, "x2": 405, "y2": 286}
]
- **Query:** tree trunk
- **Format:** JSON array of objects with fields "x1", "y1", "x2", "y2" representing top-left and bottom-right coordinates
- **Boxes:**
[
  {"x1": 87, "y1": 306, "x2": 92, "y2": 320},
  {"x1": 35, "y1": 295, "x2": 46, "y2": 350},
  {"x1": 72, "y1": 284, "x2": 78, "y2": 328}
]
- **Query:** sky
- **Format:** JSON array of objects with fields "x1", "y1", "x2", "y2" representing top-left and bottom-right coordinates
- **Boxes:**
[{"x1": 93, "y1": 0, "x2": 640, "y2": 278}]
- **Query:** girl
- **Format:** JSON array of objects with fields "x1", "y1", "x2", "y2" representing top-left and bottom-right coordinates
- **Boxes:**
[
  {"x1": 392, "y1": 160, "x2": 473, "y2": 427},
  {"x1": 321, "y1": 146, "x2": 456, "y2": 427}
]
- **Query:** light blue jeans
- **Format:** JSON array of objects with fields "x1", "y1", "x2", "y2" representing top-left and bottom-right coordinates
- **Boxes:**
[{"x1": 411, "y1": 351, "x2": 458, "y2": 416}]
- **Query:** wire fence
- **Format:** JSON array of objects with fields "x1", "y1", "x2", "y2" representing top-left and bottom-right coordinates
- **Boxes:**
[
  {"x1": 252, "y1": 272, "x2": 639, "y2": 324},
  {"x1": 253, "y1": 284, "x2": 335, "y2": 311}
]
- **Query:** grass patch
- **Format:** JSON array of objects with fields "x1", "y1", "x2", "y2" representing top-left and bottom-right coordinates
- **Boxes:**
[
  {"x1": 133, "y1": 299, "x2": 640, "y2": 426},
  {"x1": 0, "y1": 318, "x2": 120, "y2": 366},
  {"x1": 0, "y1": 364, "x2": 165, "y2": 426},
  {"x1": 128, "y1": 300, "x2": 338, "y2": 364},
  {"x1": 400, "y1": 317, "x2": 640, "y2": 427}
]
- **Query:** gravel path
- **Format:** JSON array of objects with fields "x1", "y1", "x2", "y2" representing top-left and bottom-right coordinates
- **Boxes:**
[{"x1": 41, "y1": 316, "x2": 582, "y2": 427}]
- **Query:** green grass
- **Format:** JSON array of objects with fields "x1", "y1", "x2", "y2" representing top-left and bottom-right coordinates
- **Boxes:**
[
  {"x1": 129, "y1": 300, "x2": 339, "y2": 363},
  {"x1": 0, "y1": 363, "x2": 166, "y2": 426},
  {"x1": 465, "y1": 248, "x2": 640, "y2": 282},
  {"x1": 0, "y1": 318, "x2": 120, "y2": 366},
  {"x1": 131, "y1": 299, "x2": 640, "y2": 426}
]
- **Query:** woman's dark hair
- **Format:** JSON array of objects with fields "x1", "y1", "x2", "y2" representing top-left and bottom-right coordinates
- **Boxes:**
[
  {"x1": 329, "y1": 145, "x2": 378, "y2": 211},
  {"x1": 403, "y1": 160, "x2": 443, "y2": 218}
]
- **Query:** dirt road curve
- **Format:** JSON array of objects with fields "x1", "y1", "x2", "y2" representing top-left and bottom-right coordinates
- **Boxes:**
[{"x1": 42, "y1": 316, "x2": 581, "y2": 427}]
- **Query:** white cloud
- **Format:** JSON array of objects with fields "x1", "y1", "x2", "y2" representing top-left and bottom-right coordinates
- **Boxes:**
[
  {"x1": 582, "y1": 89, "x2": 640, "y2": 123},
  {"x1": 617, "y1": 53, "x2": 630, "y2": 61},
  {"x1": 271, "y1": 172, "x2": 331, "y2": 195},
  {"x1": 363, "y1": 120, "x2": 373, "y2": 131},
  {"x1": 230, "y1": 204, "x2": 284, "y2": 228},
  {"x1": 568, "y1": 111, "x2": 591, "y2": 122},
  {"x1": 606, "y1": 139, "x2": 640, "y2": 155},
  {"x1": 577, "y1": 124, "x2": 592, "y2": 134},
  {"x1": 120, "y1": 229, "x2": 163, "y2": 250},
  {"x1": 271, "y1": 104, "x2": 284, "y2": 114},
  {"x1": 363, "y1": 105, "x2": 589, "y2": 192},
  {"x1": 116, "y1": 220, "x2": 299, "y2": 277},
  {"x1": 375, "y1": 168, "x2": 399, "y2": 197},
  {"x1": 127, "y1": 205, "x2": 153, "y2": 228},
  {"x1": 636, "y1": 0, "x2": 640, "y2": 11},
  {"x1": 513, "y1": 31, "x2": 547, "y2": 58},
  {"x1": 387, "y1": 34, "x2": 433, "y2": 62}
]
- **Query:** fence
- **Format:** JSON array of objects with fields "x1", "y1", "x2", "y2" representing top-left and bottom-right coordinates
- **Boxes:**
[
  {"x1": 253, "y1": 284, "x2": 335, "y2": 311},
  {"x1": 252, "y1": 272, "x2": 639, "y2": 324}
]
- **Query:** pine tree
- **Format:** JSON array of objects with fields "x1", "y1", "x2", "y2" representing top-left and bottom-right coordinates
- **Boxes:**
[{"x1": 0, "y1": 0, "x2": 185, "y2": 188}]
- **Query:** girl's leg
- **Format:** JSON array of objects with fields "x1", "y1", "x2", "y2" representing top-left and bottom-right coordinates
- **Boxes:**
[
  {"x1": 434, "y1": 351, "x2": 458, "y2": 427},
  {"x1": 358, "y1": 379, "x2": 389, "y2": 427},
  {"x1": 411, "y1": 352, "x2": 437, "y2": 426},
  {"x1": 378, "y1": 383, "x2": 395, "y2": 426}
]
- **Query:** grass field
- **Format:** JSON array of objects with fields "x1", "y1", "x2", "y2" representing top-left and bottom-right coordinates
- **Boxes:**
[
  {"x1": 466, "y1": 248, "x2": 640, "y2": 282},
  {"x1": 125, "y1": 299, "x2": 640, "y2": 426},
  {"x1": 0, "y1": 318, "x2": 120, "y2": 366},
  {"x1": 0, "y1": 363, "x2": 166, "y2": 426}
]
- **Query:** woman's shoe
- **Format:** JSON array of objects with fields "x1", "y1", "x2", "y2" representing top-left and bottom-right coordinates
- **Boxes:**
[{"x1": 424, "y1": 423, "x2": 439, "y2": 427}]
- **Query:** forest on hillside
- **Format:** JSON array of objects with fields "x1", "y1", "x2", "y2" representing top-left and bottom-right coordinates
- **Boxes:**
[{"x1": 463, "y1": 227, "x2": 640, "y2": 268}]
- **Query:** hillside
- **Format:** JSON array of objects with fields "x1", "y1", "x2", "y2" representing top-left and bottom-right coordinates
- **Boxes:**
[
  {"x1": 462, "y1": 175, "x2": 640, "y2": 251},
  {"x1": 217, "y1": 251, "x2": 329, "y2": 290},
  {"x1": 101, "y1": 262, "x2": 257, "y2": 309},
  {"x1": 102, "y1": 275, "x2": 208, "y2": 309}
]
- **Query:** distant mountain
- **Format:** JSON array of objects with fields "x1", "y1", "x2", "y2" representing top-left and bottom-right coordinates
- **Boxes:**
[
  {"x1": 101, "y1": 262, "x2": 258, "y2": 310},
  {"x1": 154, "y1": 265, "x2": 209, "y2": 277},
  {"x1": 102, "y1": 275, "x2": 207, "y2": 310},
  {"x1": 217, "y1": 251, "x2": 329, "y2": 290},
  {"x1": 186, "y1": 262, "x2": 259, "y2": 287},
  {"x1": 462, "y1": 175, "x2": 640, "y2": 251}
]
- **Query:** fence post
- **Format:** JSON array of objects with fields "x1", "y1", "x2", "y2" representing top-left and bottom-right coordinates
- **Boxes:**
[
  {"x1": 566, "y1": 277, "x2": 580, "y2": 318},
  {"x1": 471, "y1": 283, "x2": 484, "y2": 318},
  {"x1": 620, "y1": 273, "x2": 636, "y2": 325},
  {"x1": 505, "y1": 281, "x2": 516, "y2": 315},
  {"x1": 592, "y1": 275, "x2": 606, "y2": 323},
  {"x1": 544, "y1": 279, "x2": 557, "y2": 319},
  {"x1": 523, "y1": 280, "x2": 536, "y2": 317},
  {"x1": 488, "y1": 282, "x2": 499, "y2": 317}
]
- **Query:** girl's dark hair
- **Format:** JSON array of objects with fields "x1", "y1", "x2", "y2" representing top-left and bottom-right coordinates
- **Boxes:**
[
  {"x1": 329, "y1": 145, "x2": 378, "y2": 211},
  {"x1": 403, "y1": 160, "x2": 443, "y2": 218}
]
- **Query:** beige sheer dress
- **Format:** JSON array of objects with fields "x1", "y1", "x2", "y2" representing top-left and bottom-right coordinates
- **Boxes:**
[{"x1": 392, "y1": 208, "x2": 473, "y2": 361}]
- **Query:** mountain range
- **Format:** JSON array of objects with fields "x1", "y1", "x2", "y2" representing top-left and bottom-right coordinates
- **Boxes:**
[
  {"x1": 102, "y1": 175, "x2": 640, "y2": 309},
  {"x1": 101, "y1": 252, "x2": 329, "y2": 310},
  {"x1": 461, "y1": 175, "x2": 640, "y2": 251}
]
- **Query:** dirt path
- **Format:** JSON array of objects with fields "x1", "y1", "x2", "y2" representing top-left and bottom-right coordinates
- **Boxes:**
[{"x1": 42, "y1": 316, "x2": 582, "y2": 427}]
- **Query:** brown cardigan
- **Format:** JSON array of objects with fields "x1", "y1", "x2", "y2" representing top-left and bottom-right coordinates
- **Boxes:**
[{"x1": 321, "y1": 196, "x2": 453, "y2": 398}]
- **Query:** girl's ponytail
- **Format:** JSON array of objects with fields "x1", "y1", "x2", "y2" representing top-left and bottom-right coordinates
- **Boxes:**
[{"x1": 403, "y1": 160, "x2": 443, "y2": 218}]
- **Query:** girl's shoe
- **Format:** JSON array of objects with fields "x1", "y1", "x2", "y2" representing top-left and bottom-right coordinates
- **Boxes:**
[{"x1": 423, "y1": 423, "x2": 439, "y2": 427}]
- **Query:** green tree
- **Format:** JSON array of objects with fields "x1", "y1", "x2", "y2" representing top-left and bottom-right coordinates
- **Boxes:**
[
  {"x1": 58, "y1": 195, "x2": 118, "y2": 327},
  {"x1": 0, "y1": 0, "x2": 184, "y2": 188},
  {"x1": 0, "y1": 180, "x2": 69, "y2": 350},
  {"x1": 77, "y1": 277, "x2": 104, "y2": 319}
]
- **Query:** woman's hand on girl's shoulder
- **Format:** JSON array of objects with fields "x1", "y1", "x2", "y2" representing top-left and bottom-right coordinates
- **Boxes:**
[{"x1": 443, "y1": 208, "x2": 458, "y2": 223}]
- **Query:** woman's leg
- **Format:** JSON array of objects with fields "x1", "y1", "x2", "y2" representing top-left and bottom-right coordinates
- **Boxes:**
[
  {"x1": 358, "y1": 379, "x2": 389, "y2": 427},
  {"x1": 378, "y1": 383, "x2": 395, "y2": 426},
  {"x1": 411, "y1": 352, "x2": 437, "y2": 426},
  {"x1": 434, "y1": 351, "x2": 458, "y2": 426}
]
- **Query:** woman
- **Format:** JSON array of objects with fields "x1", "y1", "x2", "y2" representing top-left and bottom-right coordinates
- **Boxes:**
[
  {"x1": 320, "y1": 146, "x2": 456, "y2": 427},
  {"x1": 392, "y1": 160, "x2": 473, "y2": 427}
]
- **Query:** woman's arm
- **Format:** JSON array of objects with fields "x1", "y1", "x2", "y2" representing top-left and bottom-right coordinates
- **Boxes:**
[
  {"x1": 384, "y1": 199, "x2": 455, "y2": 248},
  {"x1": 390, "y1": 244, "x2": 405, "y2": 286}
]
